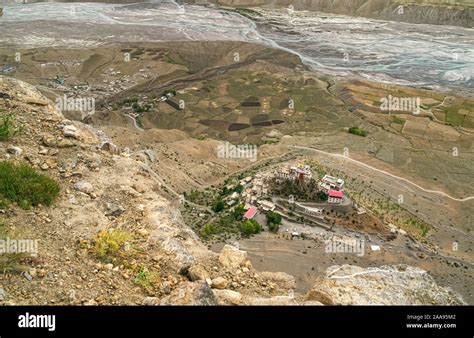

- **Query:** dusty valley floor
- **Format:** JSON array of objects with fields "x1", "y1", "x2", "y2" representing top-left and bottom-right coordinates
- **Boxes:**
[{"x1": 0, "y1": 1, "x2": 472, "y2": 306}]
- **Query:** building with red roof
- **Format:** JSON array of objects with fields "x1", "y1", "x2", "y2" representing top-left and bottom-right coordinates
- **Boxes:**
[
  {"x1": 243, "y1": 206, "x2": 258, "y2": 219},
  {"x1": 328, "y1": 189, "x2": 344, "y2": 204}
]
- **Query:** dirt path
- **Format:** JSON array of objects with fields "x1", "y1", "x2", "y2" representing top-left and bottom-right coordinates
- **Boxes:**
[{"x1": 291, "y1": 145, "x2": 474, "y2": 202}]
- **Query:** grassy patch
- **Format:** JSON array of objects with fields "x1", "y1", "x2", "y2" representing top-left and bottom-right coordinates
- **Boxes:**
[
  {"x1": 348, "y1": 126, "x2": 368, "y2": 137},
  {"x1": 133, "y1": 265, "x2": 160, "y2": 293},
  {"x1": 445, "y1": 109, "x2": 465, "y2": 126},
  {"x1": 406, "y1": 217, "x2": 430, "y2": 237},
  {"x1": 392, "y1": 116, "x2": 406, "y2": 125},
  {"x1": 92, "y1": 228, "x2": 132, "y2": 264},
  {"x1": 0, "y1": 110, "x2": 21, "y2": 141},
  {"x1": 199, "y1": 223, "x2": 220, "y2": 239},
  {"x1": 0, "y1": 162, "x2": 60, "y2": 209}
]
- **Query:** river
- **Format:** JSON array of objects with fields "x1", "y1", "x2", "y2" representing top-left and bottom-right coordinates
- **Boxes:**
[{"x1": 0, "y1": 1, "x2": 473, "y2": 95}]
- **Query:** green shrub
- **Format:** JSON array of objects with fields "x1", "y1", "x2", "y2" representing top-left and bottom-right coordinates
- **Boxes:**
[
  {"x1": 133, "y1": 265, "x2": 160, "y2": 293},
  {"x1": 0, "y1": 111, "x2": 21, "y2": 141},
  {"x1": 348, "y1": 126, "x2": 368, "y2": 137},
  {"x1": 240, "y1": 219, "x2": 261, "y2": 236},
  {"x1": 316, "y1": 190, "x2": 328, "y2": 201},
  {"x1": 0, "y1": 162, "x2": 60, "y2": 209},
  {"x1": 93, "y1": 228, "x2": 132, "y2": 263},
  {"x1": 199, "y1": 223, "x2": 218, "y2": 239}
]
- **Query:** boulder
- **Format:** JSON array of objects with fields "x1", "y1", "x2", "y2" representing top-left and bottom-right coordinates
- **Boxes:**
[
  {"x1": 219, "y1": 245, "x2": 248, "y2": 269},
  {"x1": 101, "y1": 142, "x2": 120, "y2": 154},
  {"x1": 188, "y1": 264, "x2": 210, "y2": 282},
  {"x1": 260, "y1": 271, "x2": 296, "y2": 290},
  {"x1": 0, "y1": 288, "x2": 6, "y2": 301},
  {"x1": 160, "y1": 282, "x2": 218, "y2": 306},
  {"x1": 105, "y1": 202, "x2": 125, "y2": 217},
  {"x1": 62, "y1": 125, "x2": 79, "y2": 139},
  {"x1": 56, "y1": 139, "x2": 75, "y2": 148},
  {"x1": 211, "y1": 277, "x2": 228, "y2": 289},
  {"x1": 7, "y1": 146, "x2": 22, "y2": 156},
  {"x1": 42, "y1": 133, "x2": 57, "y2": 147},
  {"x1": 74, "y1": 181, "x2": 93, "y2": 194},
  {"x1": 246, "y1": 296, "x2": 297, "y2": 306},
  {"x1": 213, "y1": 289, "x2": 242, "y2": 305},
  {"x1": 144, "y1": 149, "x2": 156, "y2": 162}
]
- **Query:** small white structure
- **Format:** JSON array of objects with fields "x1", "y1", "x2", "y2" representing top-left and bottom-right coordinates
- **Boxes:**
[
  {"x1": 319, "y1": 174, "x2": 344, "y2": 193},
  {"x1": 259, "y1": 200, "x2": 276, "y2": 212}
]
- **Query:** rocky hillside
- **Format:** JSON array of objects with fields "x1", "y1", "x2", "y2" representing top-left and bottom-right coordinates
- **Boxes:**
[
  {"x1": 0, "y1": 75, "x2": 465, "y2": 305},
  {"x1": 190, "y1": 0, "x2": 474, "y2": 27},
  {"x1": 306, "y1": 265, "x2": 466, "y2": 305}
]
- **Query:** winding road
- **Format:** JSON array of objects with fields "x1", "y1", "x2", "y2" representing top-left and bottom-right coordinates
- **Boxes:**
[{"x1": 290, "y1": 145, "x2": 474, "y2": 202}]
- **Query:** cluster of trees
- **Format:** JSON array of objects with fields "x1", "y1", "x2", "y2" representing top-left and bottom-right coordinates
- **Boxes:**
[
  {"x1": 266, "y1": 211, "x2": 282, "y2": 233},
  {"x1": 240, "y1": 219, "x2": 261, "y2": 236},
  {"x1": 220, "y1": 184, "x2": 244, "y2": 197},
  {"x1": 270, "y1": 178, "x2": 328, "y2": 202},
  {"x1": 132, "y1": 102, "x2": 152, "y2": 113},
  {"x1": 211, "y1": 184, "x2": 244, "y2": 213},
  {"x1": 199, "y1": 204, "x2": 247, "y2": 240}
]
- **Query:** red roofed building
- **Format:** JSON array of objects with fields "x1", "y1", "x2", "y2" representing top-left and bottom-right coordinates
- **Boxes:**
[
  {"x1": 328, "y1": 190, "x2": 344, "y2": 204},
  {"x1": 243, "y1": 206, "x2": 258, "y2": 219}
]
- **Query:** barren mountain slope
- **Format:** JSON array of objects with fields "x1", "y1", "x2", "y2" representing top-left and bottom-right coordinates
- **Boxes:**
[
  {"x1": 188, "y1": 0, "x2": 474, "y2": 27},
  {"x1": 0, "y1": 75, "x2": 466, "y2": 305}
]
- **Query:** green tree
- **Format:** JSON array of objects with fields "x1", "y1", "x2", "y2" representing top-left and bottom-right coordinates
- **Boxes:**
[
  {"x1": 231, "y1": 204, "x2": 245, "y2": 221},
  {"x1": 212, "y1": 200, "x2": 225, "y2": 213},
  {"x1": 266, "y1": 211, "x2": 282, "y2": 233},
  {"x1": 240, "y1": 219, "x2": 261, "y2": 236}
]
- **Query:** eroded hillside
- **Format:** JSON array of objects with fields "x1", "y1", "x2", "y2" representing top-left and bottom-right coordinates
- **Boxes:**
[
  {"x1": 0, "y1": 76, "x2": 466, "y2": 305},
  {"x1": 188, "y1": 0, "x2": 474, "y2": 27}
]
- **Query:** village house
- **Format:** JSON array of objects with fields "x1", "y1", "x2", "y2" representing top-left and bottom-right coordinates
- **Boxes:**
[
  {"x1": 319, "y1": 174, "x2": 344, "y2": 193},
  {"x1": 258, "y1": 200, "x2": 276, "y2": 212},
  {"x1": 243, "y1": 206, "x2": 258, "y2": 220},
  {"x1": 328, "y1": 190, "x2": 344, "y2": 204},
  {"x1": 274, "y1": 164, "x2": 312, "y2": 183}
]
